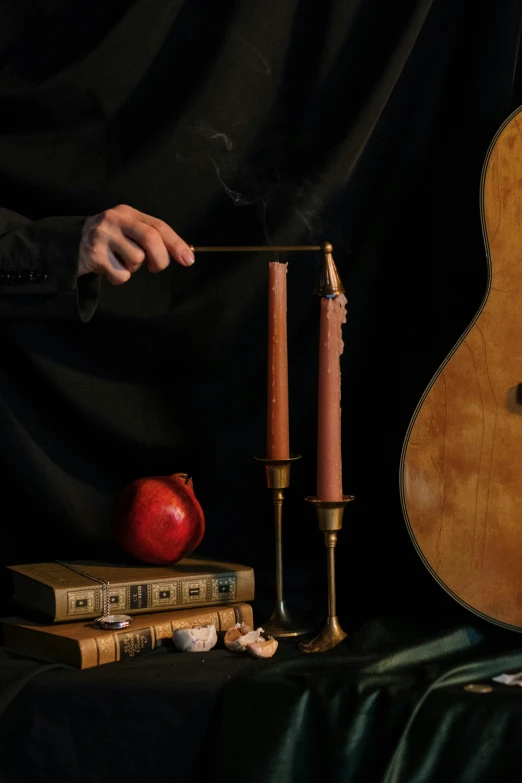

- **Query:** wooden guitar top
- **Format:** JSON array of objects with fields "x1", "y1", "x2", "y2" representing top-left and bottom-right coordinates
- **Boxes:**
[{"x1": 401, "y1": 106, "x2": 522, "y2": 630}]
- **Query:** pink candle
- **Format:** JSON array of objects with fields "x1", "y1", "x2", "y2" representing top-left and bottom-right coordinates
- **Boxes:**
[
  {"x1": 317, "y1": 294, "x2": 347, "y2": 500},
  {"x1": 267, "y1": 261, "x2": 290, "y2": 460}
]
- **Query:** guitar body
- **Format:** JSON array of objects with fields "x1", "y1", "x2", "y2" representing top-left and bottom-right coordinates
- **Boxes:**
[{"x1": 401, "y1": 106, "x2": 522, "y2": 630}]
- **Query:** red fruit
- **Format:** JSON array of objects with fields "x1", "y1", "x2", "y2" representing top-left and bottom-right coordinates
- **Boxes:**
[{"x1": 112, "y1": 473, "x2": 205, "y2": 565}]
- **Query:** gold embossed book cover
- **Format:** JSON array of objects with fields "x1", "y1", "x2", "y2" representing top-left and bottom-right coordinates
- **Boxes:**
[
  {"x1": 1, "y1": 603, "x2": 254, "y2": 668},
  {"x1": 7, "y1": 556, "x2": 255, "y2": 622}
]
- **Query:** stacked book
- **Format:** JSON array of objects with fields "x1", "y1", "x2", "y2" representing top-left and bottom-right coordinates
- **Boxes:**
[{"x1": 1, "y1": 557, "x2": 254, "y2": 669}]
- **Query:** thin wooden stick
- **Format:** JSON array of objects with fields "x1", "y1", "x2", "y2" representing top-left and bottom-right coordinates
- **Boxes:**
[{"x1": 189, "y1": 245, "x2": 323, "y2": 253}]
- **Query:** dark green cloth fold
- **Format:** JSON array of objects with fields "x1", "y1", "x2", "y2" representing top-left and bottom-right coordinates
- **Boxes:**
[
  {"x1": 2, "y1": 616, "x2": 522, "y2": 782},
  {"x1": 205, "y1": 618, "x2": 522, "y2": 783}
]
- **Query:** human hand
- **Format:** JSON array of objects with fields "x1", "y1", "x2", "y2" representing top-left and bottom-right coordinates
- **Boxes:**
[{"x1": 77, "y1": 204, "x2": 194, "y2": 284}]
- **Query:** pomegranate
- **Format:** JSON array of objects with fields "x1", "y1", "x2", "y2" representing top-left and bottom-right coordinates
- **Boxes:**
[{"x1": 112, "y1": 473, "x2": 205, "y2": 565}]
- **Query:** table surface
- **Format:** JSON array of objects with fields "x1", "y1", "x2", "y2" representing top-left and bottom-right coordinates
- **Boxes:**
[{"x1": 2, "y1": 615, "x2": 522, "y2": 783}]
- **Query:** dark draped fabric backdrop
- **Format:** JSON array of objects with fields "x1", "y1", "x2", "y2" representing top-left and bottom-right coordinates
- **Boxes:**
[{"x1": 1, "y1": 0, "x2": 522, "y2": 631}]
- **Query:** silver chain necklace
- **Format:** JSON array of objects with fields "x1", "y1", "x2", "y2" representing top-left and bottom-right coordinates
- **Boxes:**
[{"x1": 56, "y1": 560, "x2": 132, "y2": 630}]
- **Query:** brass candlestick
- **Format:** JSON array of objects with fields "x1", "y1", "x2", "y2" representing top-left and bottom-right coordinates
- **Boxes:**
[
  {"x1": 299, "y1": 496, "x2": 354, "y2": 653},
  {"x1": 300, "y1": 242, "x2": 353, "y2": 654},
  {"x1": 256, "y1": 455, "x2": 311, "y2": 637},
  {"x1": 190, "y1": 243, "x2": 339, "y2": 640}
]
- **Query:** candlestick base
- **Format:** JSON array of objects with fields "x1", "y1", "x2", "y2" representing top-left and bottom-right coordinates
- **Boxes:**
[
  {"x1": 255, "y1": 455, "x2": 310, "y2": 638},
  {"x1": 299, "y1": 615, "x2": 347, "y2": 653},
  {"x1": 298, "y1": 495, "x2": 355, "y2": 653},
  {"x1": 262, "y1": 599, "x2": 311, "y2": 638}
]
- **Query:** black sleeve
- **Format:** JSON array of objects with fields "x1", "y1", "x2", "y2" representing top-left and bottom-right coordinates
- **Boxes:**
[{"x1": 0, "y1": 208, "x2": 101, "y2": 322}]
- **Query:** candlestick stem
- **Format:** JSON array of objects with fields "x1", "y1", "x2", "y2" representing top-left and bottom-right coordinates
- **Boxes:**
[
  {"x1": 273, "y1": 488, "x2": 284, "y2": 603},
  {"x1": 299, "y1": 496, "x2": 354, "y2": 653},
  {"x1": 255, "y1": 456, "x2": 311, "y2": 638},
  {"x1": 325, "y1": 531, "x2": 338, "y2": 617}
]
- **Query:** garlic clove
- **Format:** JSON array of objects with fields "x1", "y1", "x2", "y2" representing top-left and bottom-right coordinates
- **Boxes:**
[
  {"x1": 172, "y1": 624, "x2": 217, "y2": 652},
  {"x1": 238, "y1": 630, "x2": 264, "y2": 645},
  {"x1": 224, "y1": 625, "x2": 264, "y2": 652},
  {"x1": 247, "y1": 636, "x2": 278, "y2": 658},
  {"x1": 224, "y1": 628, "x2": 242, "y2": 645},
  {"x1": 224, "y1": 624, "x2": 277, "y2": 656}
]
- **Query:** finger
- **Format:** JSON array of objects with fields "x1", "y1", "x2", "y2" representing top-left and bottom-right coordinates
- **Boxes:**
[
  {"x1": 105, "y1": 248, "x2": 131, "y2": 285},
  {"x1": 121, "y1": 222, "x2": 170, "y2": 273},
  {"x1": 109, "y1": 235, "x2": 146, "y2": 273},
  {"x1": 135, "y1": 212, "x2": 195, "y2": 267}
]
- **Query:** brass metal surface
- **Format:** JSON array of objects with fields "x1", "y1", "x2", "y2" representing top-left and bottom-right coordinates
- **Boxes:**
[
  {"x1": 263, "y1": 599, "x2": 312, "y2": 638},
  {"x1": 299, "y1": 615, "x2": 347, "y2": 653},
  {"x1": 255, "y1": 454, "x2": 301, "y2": 489},
  {"x1": 315, "y1": 243, "x2": 345, "y2": 297},
  {"x1": 190, "y1": 245, "x2": 323, "y2": 253},
  {"x1": 255, "y1": 456, "x2": 310, "y2": 637},
  {"x1": 300, "y1": 497, "x2": 354, "y2": 653},
  {"x1": 463, "y1": 683, "x2": 494, "y2": 694},
  {"x1": 305, "y1": 495, "x2": 355, "y2": 530}
]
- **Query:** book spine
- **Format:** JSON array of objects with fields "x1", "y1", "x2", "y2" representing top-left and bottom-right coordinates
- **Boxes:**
[
  {"x1": 54, "y1": 568, "x2": 254, "y2": 622},
  {"x1": 79, "y1": 603, "x2": 253, "y2": 668}
]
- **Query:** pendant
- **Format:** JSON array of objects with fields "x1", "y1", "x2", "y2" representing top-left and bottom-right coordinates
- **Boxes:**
[{"x1": 94, "y1": 614, "x2": 132, "y2": 630}]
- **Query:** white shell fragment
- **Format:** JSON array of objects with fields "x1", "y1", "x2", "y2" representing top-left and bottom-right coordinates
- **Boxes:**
[
  {"x1": 172, "y1": 624, "x2": 218, "y2": 652},
  {"x1": 223, "y1": 623, "x2": 260, "y2": 652},
  {"x1": 224, "y1": 623, "x2": 278, "y2": 658},
  {"x1": 247, "y1": 637, "x2": 279, "y2": 658}
]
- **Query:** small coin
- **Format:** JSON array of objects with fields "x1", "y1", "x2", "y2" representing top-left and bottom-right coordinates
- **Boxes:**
[{"x1": 463, "y1": 683, "x2": 493, "y2": 694}]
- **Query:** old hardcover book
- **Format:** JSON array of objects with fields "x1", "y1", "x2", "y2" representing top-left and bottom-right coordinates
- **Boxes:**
[
  {"x1": 7, "y1": 557, "x2": 254, "y2": 622},
  {"x1": 1, "y1": 602, "x2": 253, "y2": 669}
]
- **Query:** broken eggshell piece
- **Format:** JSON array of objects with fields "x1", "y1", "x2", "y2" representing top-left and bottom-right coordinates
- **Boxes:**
[
  {"x1": 224, "y1": 623, "x2": 278, "y2": 658},
  {"x1": 223, "y1": 624, "x2": 260, "y2": 652},
  {"x1": 247, "y1": 636, "x2": 279, "y2": 658},
  {"x1": 172, "y1": 623, "x2": 218, "y2": 652}
]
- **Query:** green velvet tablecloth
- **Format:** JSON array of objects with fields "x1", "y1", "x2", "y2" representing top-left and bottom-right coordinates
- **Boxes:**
[
  {"x1": 1, "y1": 615, "x2": 522, "y2": 783},
  {"x1": 208, "y1": 618, "x2": 522, "y2": 783}
]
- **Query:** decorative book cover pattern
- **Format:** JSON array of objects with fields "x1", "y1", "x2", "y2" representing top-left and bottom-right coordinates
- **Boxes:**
[
  {"x1": 7, "y1": 557, "x2": 254, "y2": 622},
  {"x1": 65, "y1": 575, "x2": 237, "y2": 617},
  {"x1": 1, "y1": 603, "x2": 253, "y2": 668}
]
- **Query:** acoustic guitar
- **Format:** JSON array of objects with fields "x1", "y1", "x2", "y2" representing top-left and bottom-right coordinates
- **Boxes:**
[{"x1": 401, "y1": 106, "x2": 522, "y2": 631}]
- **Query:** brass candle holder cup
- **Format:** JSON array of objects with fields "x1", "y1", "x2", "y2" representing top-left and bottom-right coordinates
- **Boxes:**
[
  {"x1": 299, "y1": 495, "x2": 354, "y2": 653},
  {"x1": 255, "y1": 455, "x2": 311, "y2": 637}
]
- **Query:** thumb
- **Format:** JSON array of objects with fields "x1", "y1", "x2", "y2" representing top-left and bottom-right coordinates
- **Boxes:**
[{"x1": 105, "y1": 248, "x2": 132, "y2": 285}]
